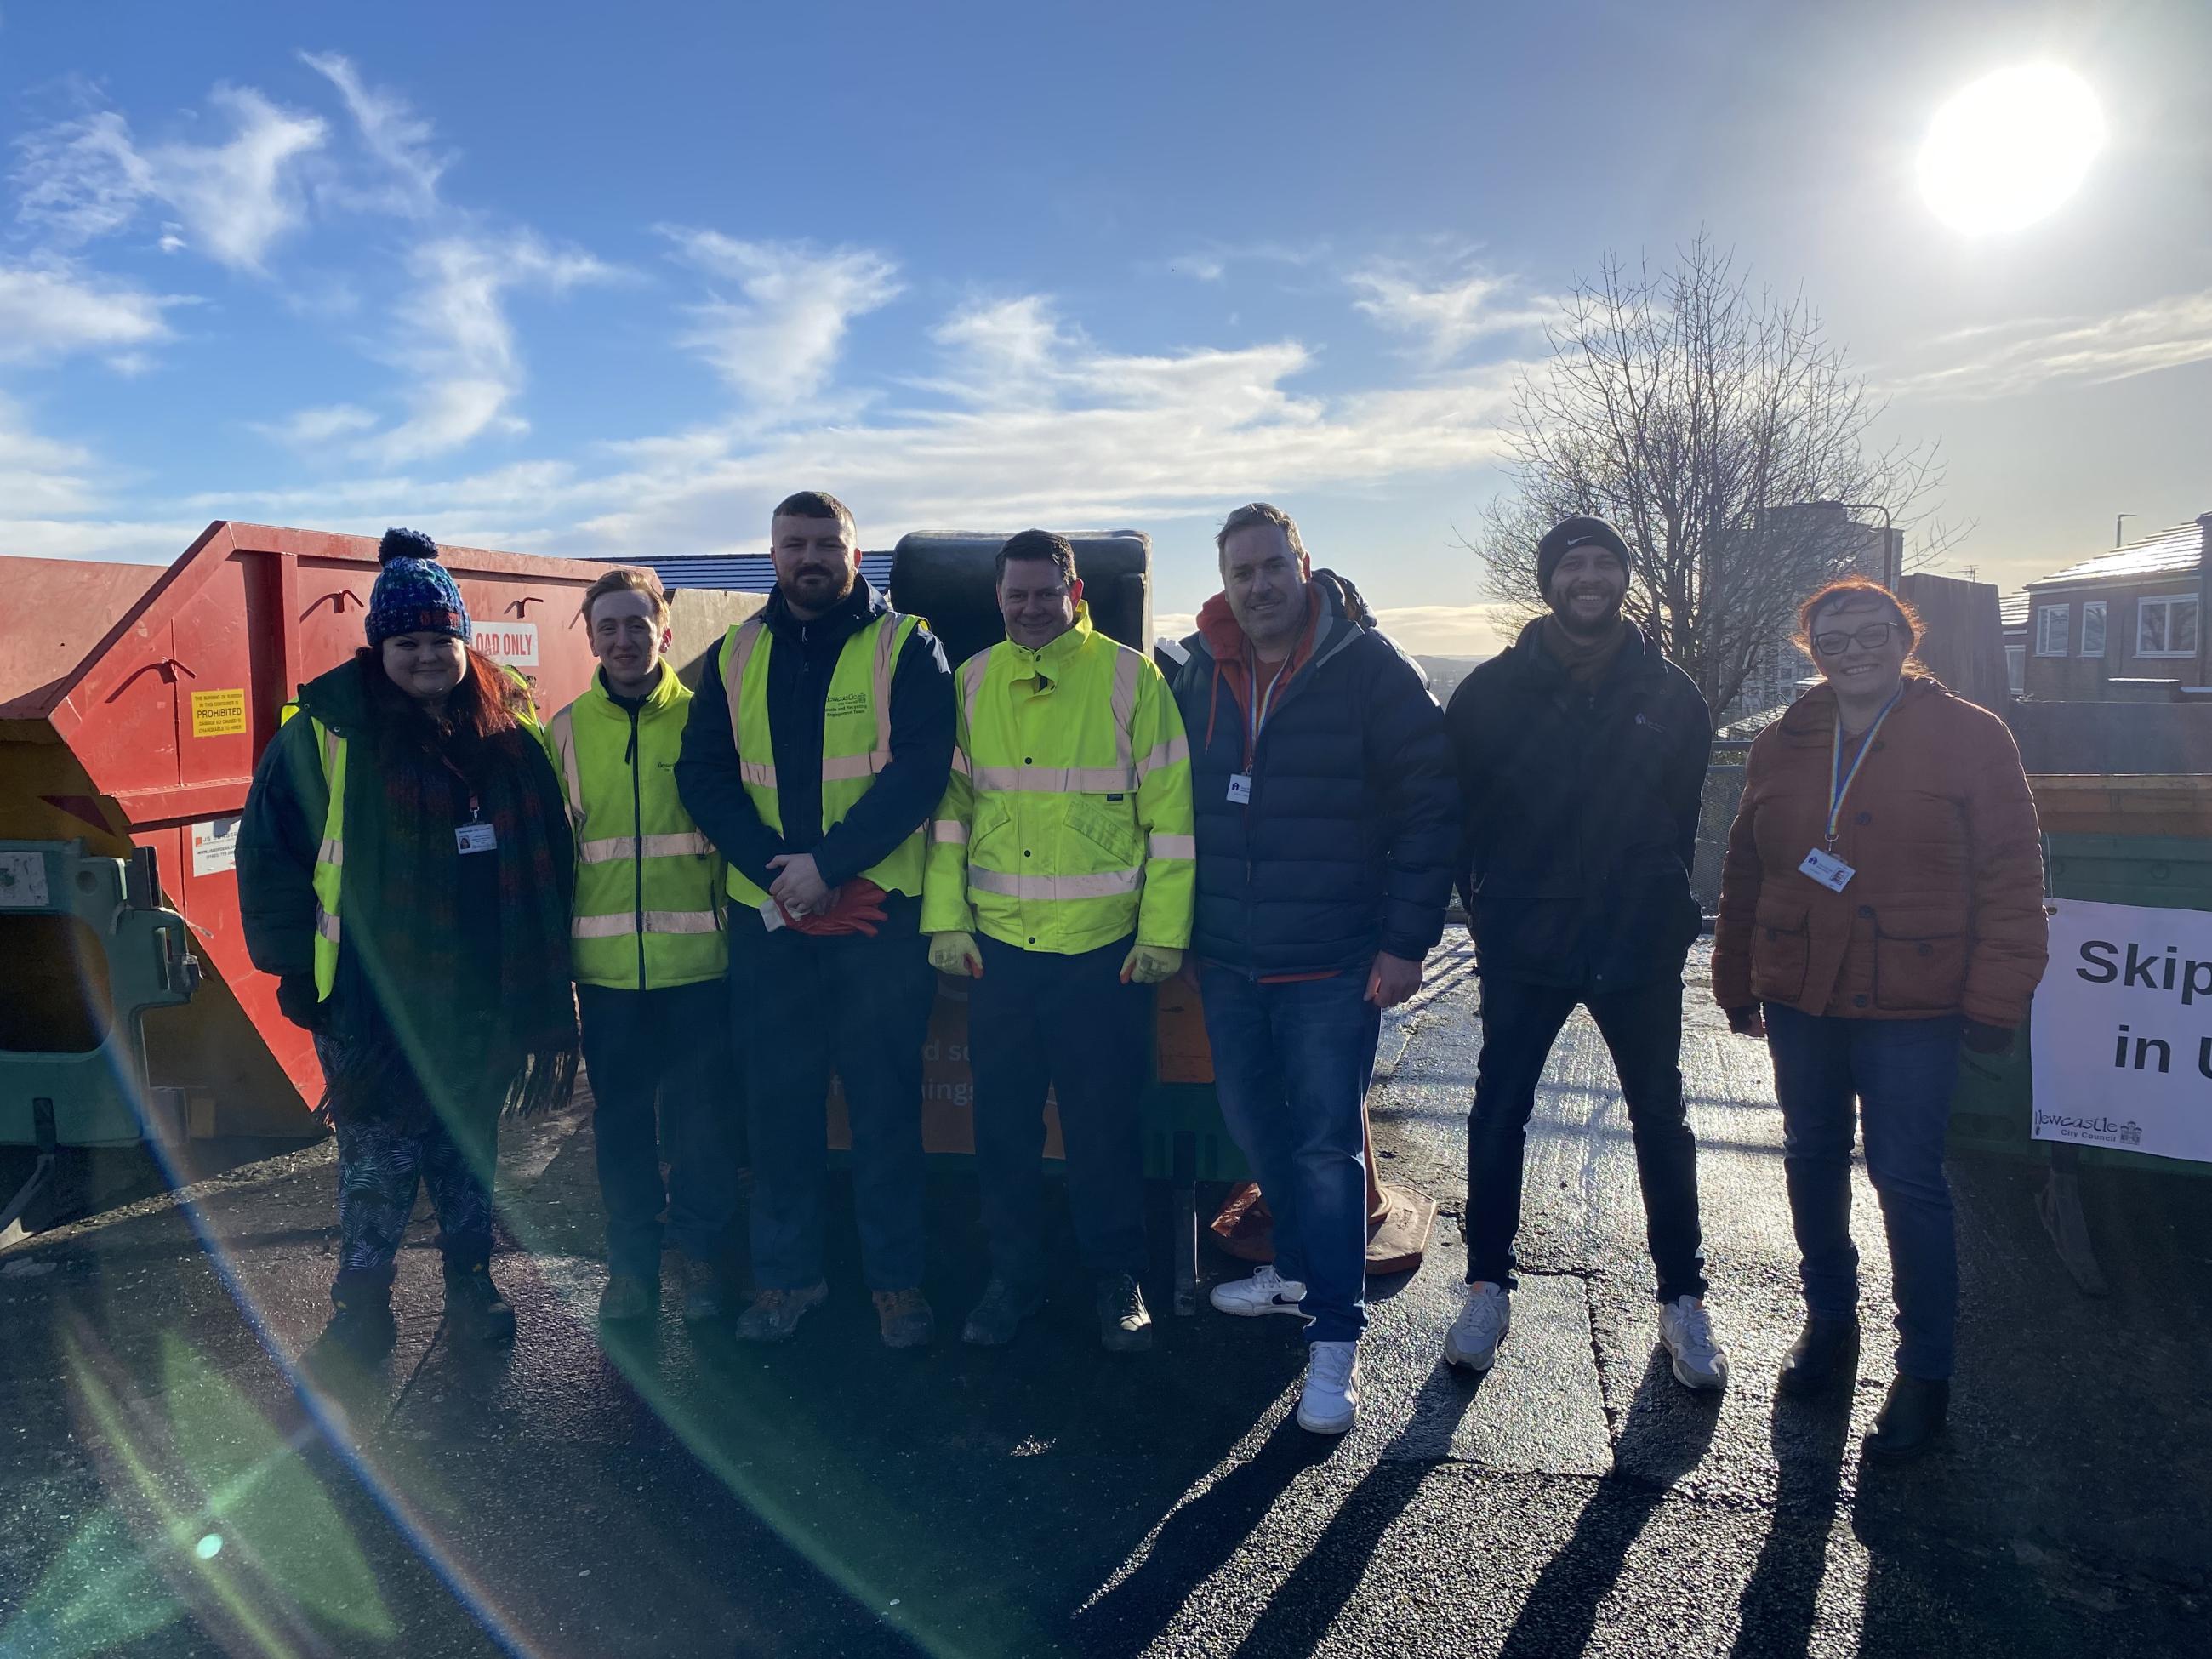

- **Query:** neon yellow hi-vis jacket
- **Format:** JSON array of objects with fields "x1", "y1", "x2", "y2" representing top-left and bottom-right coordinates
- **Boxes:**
[
  {"x1": 921, "y1": 606, "x2": 1194, "y2": 955},
  {"x1": 545, "y1": 664, "x2": 727, "y2": 990}
]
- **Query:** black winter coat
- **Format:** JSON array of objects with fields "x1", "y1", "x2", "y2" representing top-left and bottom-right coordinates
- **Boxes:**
[
  {"x1": 1172, "y1": 583, "x2": 1457, "y2": 978},
  {"x1": 1446, "y1": 619, "x2": 1713, "y2": 991}
]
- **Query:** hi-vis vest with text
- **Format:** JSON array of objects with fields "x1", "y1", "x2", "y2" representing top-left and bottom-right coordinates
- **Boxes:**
[
  {"x1": 282, "y1": 665, "x2": 542, "y2": 1001},
  {"x1": 719, "y1": 611, "x2": 926, "y2": 907},
  {"x1": 546, "y1": 664, "x2": 726, "y2": 990}
]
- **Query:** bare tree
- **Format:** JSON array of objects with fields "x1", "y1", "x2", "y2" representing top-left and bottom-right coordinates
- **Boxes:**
[{"x1": 1471, "y1": 236, "x2": 1958, "y2": 723}]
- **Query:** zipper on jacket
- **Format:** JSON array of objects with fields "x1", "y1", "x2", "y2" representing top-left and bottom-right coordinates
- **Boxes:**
[{"x1": 629, "y1": 704, "x2": 646, "y2": 992}]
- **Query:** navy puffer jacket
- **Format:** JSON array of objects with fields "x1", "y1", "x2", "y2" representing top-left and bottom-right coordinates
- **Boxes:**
[{"x1": 1172, "y1": 578, "x2": 1457, "y2": 978}]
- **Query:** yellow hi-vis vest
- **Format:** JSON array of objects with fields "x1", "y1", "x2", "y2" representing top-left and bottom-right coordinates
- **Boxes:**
[
  {"x1": 284, "y1": 664, "x2": 544, "y2": 1001},
  {"x1": 920, "y1": 605, "x2": 1196, "y2": 955},
  {"x1": 718, "y1": 610, "x2": 926, "y2": 907},
  {"x1": 545, "y1": 664, "x2": 726, "y2": 990}
]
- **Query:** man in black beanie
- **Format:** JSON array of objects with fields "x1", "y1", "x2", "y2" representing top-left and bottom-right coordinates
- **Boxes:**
[{"x1": 1440, "y1": 514, "x2": 1727, "y2": 1392}]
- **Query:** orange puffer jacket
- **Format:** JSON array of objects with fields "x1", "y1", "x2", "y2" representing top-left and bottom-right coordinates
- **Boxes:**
[{"x1": 1712, "y1": 676, "x2": 2048, "y2": 1027}]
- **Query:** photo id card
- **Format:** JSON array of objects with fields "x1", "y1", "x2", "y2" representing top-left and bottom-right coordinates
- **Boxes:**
[
  {"x1": 1227, "y1": 772, "x2": 1252, "y2": 805},
  {"x1": 1799, "y1": 847, "x2": 1855, "y2": 892},
  {"x1": 455, "y1": 822, "x2": 499, "y2": 855}
]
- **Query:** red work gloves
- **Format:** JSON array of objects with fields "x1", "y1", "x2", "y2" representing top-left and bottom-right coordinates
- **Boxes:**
[{"x1": 777, "y1": 878, "x2": 889, "y2": 938}]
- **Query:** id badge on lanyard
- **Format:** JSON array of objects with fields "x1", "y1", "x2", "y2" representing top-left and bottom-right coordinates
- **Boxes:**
[
  {"x1": 1233, "y1": 658, "x2": 1292, "y2": 807},
  {"x1": 456, "y1": 792, "x2": 498, "y2": 855},
  {"x1": 1801, "y1": 691, "x2": 1901, "y2": 892}
]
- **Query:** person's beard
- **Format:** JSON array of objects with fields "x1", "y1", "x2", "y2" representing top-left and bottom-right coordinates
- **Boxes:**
[{"x1": 1548, "y1": 584, "x2": 1625, "y2": 642}]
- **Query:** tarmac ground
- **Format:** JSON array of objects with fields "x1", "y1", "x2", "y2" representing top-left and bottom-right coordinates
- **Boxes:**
[{"x1": 1, "y1": 943, "x2": 2207, "y2": 1657}]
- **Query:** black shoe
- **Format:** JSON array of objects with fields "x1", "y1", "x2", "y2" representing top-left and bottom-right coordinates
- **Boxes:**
[
  {"x1": 1096, "y1": 1274, "x2": 1154, "y2": 1353},
  {"x1": 311, "y1": 1297, "x2": 397, "y2": 1371},
  {"x1": 443, "y1": 1261, "x2": 517, "y2": 1345},
  {"x1": 1863, "y1": 1374, "x2": 1948, "y2": 1461},
  {"x1": 1777, "y1": 1315, "x2": 1859, "y2": 1397},
  {"x1": 961, "y1": 1277, "x2": 1046, "y2": 1347}
]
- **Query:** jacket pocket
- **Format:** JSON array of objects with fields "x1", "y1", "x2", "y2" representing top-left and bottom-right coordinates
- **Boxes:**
[
  {"x1": 1750, "y1": 893, "x2": 1810, "y2": 1004},
  {"x1": 1873, "y1": 916, "x2": 1968, "y2": 1013},
  {"x1": 1063, "y1": 795, "x2": 1143, "y2": 868}
]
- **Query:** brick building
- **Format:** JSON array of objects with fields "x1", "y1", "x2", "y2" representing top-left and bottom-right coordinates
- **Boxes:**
[{"x1": 2021, "y1": 516, "x2": 2212, "y2": 702}]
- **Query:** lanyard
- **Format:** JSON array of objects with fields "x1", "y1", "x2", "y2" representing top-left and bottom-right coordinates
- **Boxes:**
[
  {"x1": 1247, "y1": 656, "x2": 1294, "y2": 755},
  {"x1": 1826, "y1": 689, "x2": 1903, "y2": 849}
]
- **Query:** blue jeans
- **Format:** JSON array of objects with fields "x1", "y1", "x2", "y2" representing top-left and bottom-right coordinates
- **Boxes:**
[
  {"x1": 578, "y1": 979, "x2": 742, "y2": 1278},
  {"x1": 1198, "y1": 966, "x2": 1379, "y2": 1345},
  {"x1": 1764, "y1": 1003, "x2": 1964, "y2": 1380}
]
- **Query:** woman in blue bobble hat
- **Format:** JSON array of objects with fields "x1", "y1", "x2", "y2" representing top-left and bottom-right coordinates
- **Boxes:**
[{"x1": 239, "y1": 528, "x2": 579, "y2": 1369}]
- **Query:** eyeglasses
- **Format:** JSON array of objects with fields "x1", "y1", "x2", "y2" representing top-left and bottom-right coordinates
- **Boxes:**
[{"x1": 1813, "y1": 623, "x2": 1896, "y2": 656}]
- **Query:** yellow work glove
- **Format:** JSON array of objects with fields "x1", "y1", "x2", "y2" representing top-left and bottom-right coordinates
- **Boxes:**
[
  {"x1": 1120, "y1": 944, "x2": 1183, "y2": 985},
  {"x1": 928, "y1": 931, "x2": 983, "y2": 978}
]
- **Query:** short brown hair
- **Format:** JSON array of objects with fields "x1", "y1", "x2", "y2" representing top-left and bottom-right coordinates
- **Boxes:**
[
  {"x1": 1215, "y1": 501, "x2": 1308, "y2": 566},
  {"x1": 1795, "y1": 577, "x2": 1922, "y2": 661},
  {"x1": 771, "y1": 489, "x2": 857, "y2": 541},
  {"x1": 580, "y1": 566, "x2": 670, "y2": 629}
]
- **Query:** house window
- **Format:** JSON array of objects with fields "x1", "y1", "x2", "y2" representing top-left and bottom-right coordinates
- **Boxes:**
[
  {"x1": 2136, "y1": 594, "x2": 2200, "y2": 660},
  {"x1": 2035, "y1": 604, "x2": 2070, "y2": 657},
  {"x1": 2005, "y1": 643, "x2": 2025, "y2": 694},
  {"x1": 2081, "y1": 601, "x2": 2107, "y2": 657}
]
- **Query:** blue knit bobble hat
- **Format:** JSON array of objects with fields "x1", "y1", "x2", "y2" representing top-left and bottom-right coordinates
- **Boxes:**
[{"x1": 367, "y1": 527, "x2": 472, "y2": 648}]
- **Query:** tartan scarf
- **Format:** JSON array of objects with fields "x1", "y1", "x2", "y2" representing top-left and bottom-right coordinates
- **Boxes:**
[{"x1": 315, "y1": 667, "x2": 578, "y2": 1131}]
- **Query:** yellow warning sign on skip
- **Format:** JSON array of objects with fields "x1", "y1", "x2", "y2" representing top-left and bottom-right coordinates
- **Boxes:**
[{"x1": 191, "y1": 687, "x2": 248, "y2": 738}]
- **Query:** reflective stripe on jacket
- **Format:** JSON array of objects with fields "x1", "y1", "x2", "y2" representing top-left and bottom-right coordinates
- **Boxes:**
[
  {"x1": 546, "y1": 664, "x2": 726, "y2": 989},
  {"x1": 719, "y1": 610, "x2": 926, "y2": 905},
  {"x1": 921, "y1": 606, "x2": 1194, "y2": 955}
]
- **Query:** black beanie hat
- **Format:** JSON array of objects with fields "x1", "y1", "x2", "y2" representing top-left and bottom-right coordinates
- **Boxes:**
[{"x1": 1536, "y1": 516, "x2": 1632, "y2": 595}]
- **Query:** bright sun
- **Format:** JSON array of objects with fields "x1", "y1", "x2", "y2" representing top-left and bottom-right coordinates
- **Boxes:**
[{"x1": 1918, "y1": 65, "x2": 2106, "y2": 235}]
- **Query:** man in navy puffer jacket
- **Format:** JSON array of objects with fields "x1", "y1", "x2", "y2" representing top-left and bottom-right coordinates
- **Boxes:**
[{"x1": 1172, "y1": 501, "x2": 1457, "y2": 1435}]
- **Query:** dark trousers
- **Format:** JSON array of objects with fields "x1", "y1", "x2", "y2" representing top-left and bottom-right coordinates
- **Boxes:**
[
  {"x1": 1199, "y1": 966, "x2": 1378, "y2": 1345},
  {"x1": 1467, "y1": 973, "x2": 1709, "y2": 1303},
  {"x1": 331, "y1": 1117, "x2": 494, "y2": 1282},
  {"x1": 970, "y1": 932, "x2": 1147, "y2": 1287},
  {"x1": 1764, "y1": 1003, "x2": 1963, "y2": 1380},
  {"x1": 316, "y1": 1033, "x2": 496, "y2": 1296},
  {"x1": 730, "y1": 896, "x2": 935, "y2": 1291},
  {"x1": 578, "y1": 979, "x2": 741, "y2": 1279}
]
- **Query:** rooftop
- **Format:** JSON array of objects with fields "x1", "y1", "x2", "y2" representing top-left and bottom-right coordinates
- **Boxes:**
[
  {"x1": 600, "y1": 551, "x2": 895, "y2": 593},
  {"x1": 2028, "y1": 520, "x2": 2205, "y2": 589}
]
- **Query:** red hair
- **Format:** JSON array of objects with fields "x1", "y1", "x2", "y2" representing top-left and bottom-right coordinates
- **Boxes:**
[
  {"x1": 358, "y1": 643, "x2": 528, "y2": 744},
  {"x1": 1794, "y1": 578, "x2": 1924, "y2": 664}
]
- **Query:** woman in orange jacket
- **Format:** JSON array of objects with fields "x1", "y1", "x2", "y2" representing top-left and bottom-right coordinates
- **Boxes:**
[{"x1": 1713, "y1": 577, "x2": 2047, "y2": 1459}]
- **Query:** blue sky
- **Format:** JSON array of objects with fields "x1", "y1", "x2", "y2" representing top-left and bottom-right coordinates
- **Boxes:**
[{"x1": 3, "y1": 0, "x2": 2208, "y2": 653}]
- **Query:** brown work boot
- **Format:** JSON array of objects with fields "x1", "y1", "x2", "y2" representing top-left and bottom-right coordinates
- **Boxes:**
[
  {"x1": 597, "y1": 1271, "x2": 657, "y2": 1324},
  {"x1": 674, "y1": 1253, "x2": 726, "y2": 1323},
  {"x1": 734, "y1": 1281, "x2": 828, "y2": 1343},
  {"x1": 873, "y1": 1288, "x2": 935, "y2": 1349}
]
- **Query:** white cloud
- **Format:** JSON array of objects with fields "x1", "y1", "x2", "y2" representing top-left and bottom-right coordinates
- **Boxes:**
[
  {"x1": 0, "y1": 260, "x2": 180, "y2": 363},
  {"x1": 299, "y1": 50, "x2": 448, "y2": 215},
  {"x1": 10, "y1": 86, "x2": 326, "y2": 271},
  {"x1": 1363, "y1": 602, "x2": 1515, "y2": 656},
  {"x1": 250, "y1": 402, "x2": 379, "y2": 448},
  {"x1": 663, "y1": 230, "x2": 903, "y2": 411},
  {"x1": 1892, "y1": 289, "x2": 2212, "y2": 400},
  {"x1": 11, "y1": 111, "x2": 151, "y2": 245},
  {"x1": 356, "y1": 233, "x2": 614, "y2": 464},
  {"x1": 0, "y1": 396, "x2": 100, "y2": 515},
  {"x1": 1348, "y1": 256, "x2": 1554, "y2": 363}
]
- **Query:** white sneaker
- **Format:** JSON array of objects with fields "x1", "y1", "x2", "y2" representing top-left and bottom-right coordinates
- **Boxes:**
[
  {"x1": 1209, "y1": 1264, "x2": 1307, "y2": 1318},
  {"x1": 1297, "y1": 1340, "x2": 1360, "y2": 1434},
  {"x1": 1445, "y1": 1282, "x2": 1511, "y2": 1371},
  {"x1": 1659, "y1": 1295, "x2": 1730, "y2": 1390}
]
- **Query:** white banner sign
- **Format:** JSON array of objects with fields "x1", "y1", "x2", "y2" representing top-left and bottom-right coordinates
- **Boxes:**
[
  {"x1": 475, "y1": 620, "x2": 540, "y2": 667},
  {"x1": 2032, "y1": 897, "x2": 2212, "y2": 1164}
]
